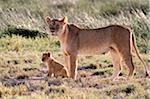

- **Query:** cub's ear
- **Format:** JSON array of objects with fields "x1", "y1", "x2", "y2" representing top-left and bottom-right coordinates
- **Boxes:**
[
  {"x1": 45, "y1": 16, "x2": 51, "y2": 23},
  {"x1": 47, "y1": 52, "x2": 51, "y2": 57},
  {"x1": 61, "y1": 16, "x2": 68, "y2": 24}
]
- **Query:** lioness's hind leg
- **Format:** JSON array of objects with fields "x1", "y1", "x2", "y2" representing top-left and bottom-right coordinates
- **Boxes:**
[
  {"x1": 121, "y1": 53, "x2": 134, "y2": 79},
  {"x1": 115, "y1": 41, "x2": 135, "y2": 79},
  {"x1": 110, "y1": 49, "x2": 122, "y2": 80}
]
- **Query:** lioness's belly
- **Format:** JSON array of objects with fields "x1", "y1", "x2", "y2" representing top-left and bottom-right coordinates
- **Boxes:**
[
  {"x1": 78, "y1": 30, "x2": 111, "y2": 55},
  {"x1": 78, "y1": 46, "x2": 110, "y2": 55}
]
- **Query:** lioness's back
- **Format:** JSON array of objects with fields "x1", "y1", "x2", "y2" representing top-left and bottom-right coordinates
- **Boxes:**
[{"x1": 76, "y1": 25, "x2": 130, "y2": 55}]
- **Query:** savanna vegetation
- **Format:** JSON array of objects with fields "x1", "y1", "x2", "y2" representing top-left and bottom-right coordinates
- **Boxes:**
[{"x1": 0, "y1": 0, "x2": 150, "y2": 98}]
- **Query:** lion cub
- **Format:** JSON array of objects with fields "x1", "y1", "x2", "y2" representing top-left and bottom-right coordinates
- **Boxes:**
[{"x1": 42, "y1": 52, "x2": 69, "y2": 78}]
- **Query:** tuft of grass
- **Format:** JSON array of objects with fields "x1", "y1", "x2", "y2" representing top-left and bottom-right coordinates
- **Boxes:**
[
  {"x1": 103, "y1": 83, "x2": 147, "y2": 98},
  {"x1": 121, "y1": 84, "x2": 136, "y2": 94}
]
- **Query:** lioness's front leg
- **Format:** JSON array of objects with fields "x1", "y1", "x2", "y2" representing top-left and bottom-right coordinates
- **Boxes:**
[
  {"x1": 64, "y1": 54, "x2": 70, "y2": 75},
  {"x1": 64, "y1": 53, "x2": 77, "y2": 80}
]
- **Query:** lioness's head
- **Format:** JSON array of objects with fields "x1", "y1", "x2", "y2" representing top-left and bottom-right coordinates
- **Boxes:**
[
  {"x1": 45, "y1": 16, "x2": 68, "y2": 36},
  {"x1": 42, "y1": 52, "x2": 51, "y2": 62}
]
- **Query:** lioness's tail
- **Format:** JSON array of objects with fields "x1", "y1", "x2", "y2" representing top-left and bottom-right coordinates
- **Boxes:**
[{"x1": 132, "y1": 33, "x2": 149, "y2": 77}]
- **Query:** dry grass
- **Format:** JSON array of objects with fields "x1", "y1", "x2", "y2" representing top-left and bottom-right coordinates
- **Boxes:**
[{"x1": 0, "y1": 35, "x2": 149, "y2": 98}]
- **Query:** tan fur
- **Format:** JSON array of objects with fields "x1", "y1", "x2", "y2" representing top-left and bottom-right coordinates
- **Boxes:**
[
  {"x1": 45, "y1": 16, "x2": 149, "y2": 80},
  {"x1": 42, "y1": 52, "x2": 69, "y2": 78}
]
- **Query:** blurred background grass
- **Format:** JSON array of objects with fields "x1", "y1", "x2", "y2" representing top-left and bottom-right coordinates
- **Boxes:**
[{"x1": 0, "y1": 0, "x2": 149, "y2": 53}]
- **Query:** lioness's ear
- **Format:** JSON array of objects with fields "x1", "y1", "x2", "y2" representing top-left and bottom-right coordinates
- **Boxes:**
[
  {"x1": 61, "y1": 16, "x2": 68, "y2": 24},
  {"x1": 45, "y1": 16, "x2": 51, "y2": 23},
  {"x1": 47, "y1": 52, "x2": 50, "y2": 57}
]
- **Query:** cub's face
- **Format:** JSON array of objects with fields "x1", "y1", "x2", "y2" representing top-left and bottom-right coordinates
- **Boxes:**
[
  {"x1": 45, "y1": 16, "x2": 68, "y2": 36},
  {"x1": 42, "y1": 53, "x2": 51, "y2": 63}
]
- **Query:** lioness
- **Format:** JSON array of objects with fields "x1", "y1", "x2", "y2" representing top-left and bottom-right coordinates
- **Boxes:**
[
  {"x1": 45, "y1": 16, "x2": 149, "y2": 80},
  {"x1": 42, "y1": 52, "x2": 69, "y2": 78}
]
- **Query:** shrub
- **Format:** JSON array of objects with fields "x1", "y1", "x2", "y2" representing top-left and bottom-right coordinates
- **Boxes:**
[
  {"x1": 0, "y1": 26, "x2": 47, "y2": 38},
  {"x1": 132, "y1": 20, "x2": 149, "y2": 53}
]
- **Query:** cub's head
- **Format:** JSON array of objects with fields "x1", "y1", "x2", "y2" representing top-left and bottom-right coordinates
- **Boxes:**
[
  {"x1": 45, "y1": 16, "x2": 68, "y2": 36},
  {"x1": 42, "y1": 52, "x2": 51, "y2": 62}
]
